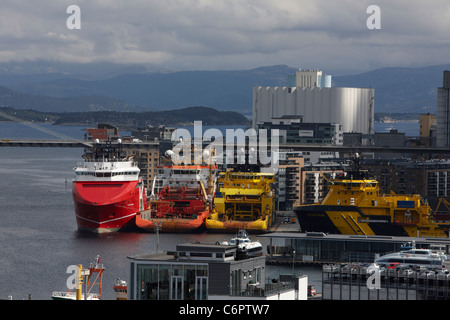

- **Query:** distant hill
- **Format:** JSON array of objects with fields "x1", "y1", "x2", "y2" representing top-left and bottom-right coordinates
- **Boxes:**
[
  {"x1": 0, "y1": 106, "x2": 250, "y2": 128},
  {"x1": 333, "y1": 64, "x2": 450, "y2": 113},
  {"x1": 53, "y1": 106, "x2": 250, "y2": 127},
  {"x1": 0, "y1": 62, "x2": 448, "y2": 114},
  {"x1": 1, "y1": 64, "x2": 295, "y2": 113},
  {"x1": 0, "y1": 85, "x2": 131, "y2": 112}
]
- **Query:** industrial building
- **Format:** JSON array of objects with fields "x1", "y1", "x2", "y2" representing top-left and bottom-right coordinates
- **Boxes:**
[
  {"x1": 257, "y1": 116, "x2": 343, "y2": 146},
  {"x1": 437, "y1": 71, "x2": 450, "y2": 147},
  {"x1": 252, "y1": 69, "x2": 375, "y2": 135}
]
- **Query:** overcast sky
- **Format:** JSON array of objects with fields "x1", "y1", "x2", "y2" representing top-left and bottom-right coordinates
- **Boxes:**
[{"x1": 1, "y1": 0, "x2": 450, "y2": 75}]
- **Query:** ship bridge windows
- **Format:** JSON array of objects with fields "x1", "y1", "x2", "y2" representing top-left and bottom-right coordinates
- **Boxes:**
[
  {"x1": 343, "y1": 182, "x2": 361, "y2": 188},
  {"x1": 95, "y1": 172, "x2": 112, "y2": 177},
  {"x1": 111, "y1": 171, "x2": 139, "y2": 177},
  {"x1": 76, "y1": 171, "x2": 95, "y2": 176}
]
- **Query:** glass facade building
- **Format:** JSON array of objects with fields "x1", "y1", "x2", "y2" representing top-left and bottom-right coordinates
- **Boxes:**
[
  {"x1": 131, "y1": 261, "x2": 208, "y2": 300},
  {"x1": 262, "y1": 233, "x2": 450, "y2": 264},
  {"x1": 127, "y1": 243, "x2": 268, "y2": 300}
]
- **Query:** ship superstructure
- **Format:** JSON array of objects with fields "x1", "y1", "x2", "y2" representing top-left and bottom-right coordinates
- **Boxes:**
[{"x1": 206, "y1": 171, "x2": 276, "y2": 233}]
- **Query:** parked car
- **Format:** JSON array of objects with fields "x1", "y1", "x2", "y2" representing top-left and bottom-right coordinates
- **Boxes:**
[{"x1": 308, "y1": 285, "x2": 317, "y2": 296}]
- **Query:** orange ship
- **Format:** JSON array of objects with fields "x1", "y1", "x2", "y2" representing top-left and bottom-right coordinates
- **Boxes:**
[
  {"x1": 135, "y1": 161, "x2": 217, "y2": 233},
  {"x1": 136, "y1": 184, "x2": 211, "y2": 232}
]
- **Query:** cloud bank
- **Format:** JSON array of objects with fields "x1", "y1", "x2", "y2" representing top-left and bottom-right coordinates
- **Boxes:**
[{"x1": 1, "y1": 0, "x2": 450, "y2": 74}]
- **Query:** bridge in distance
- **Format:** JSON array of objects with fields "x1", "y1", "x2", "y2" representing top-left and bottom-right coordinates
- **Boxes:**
[{"x1": 1, "y1": 139, "x2": 449, "y2": 155}]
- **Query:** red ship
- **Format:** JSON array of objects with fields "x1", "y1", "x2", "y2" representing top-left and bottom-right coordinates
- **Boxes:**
[
  {"x1": 135, "y1": 148, "x2": 217, "y2": 233},
  {"x1": 136, "y1": 183, "x2": 211, "y2": 233},
  {"x1": 72, "y1": 142, "x2": 146, "y2": 233}
]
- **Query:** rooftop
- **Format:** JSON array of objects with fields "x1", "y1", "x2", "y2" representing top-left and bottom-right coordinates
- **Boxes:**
[
  {"x1": 259, "y1": 232, "x2": 450, "y2": 246},
  {"x1": 128, "y1": 242, "x2": 240, "y2": 263}
]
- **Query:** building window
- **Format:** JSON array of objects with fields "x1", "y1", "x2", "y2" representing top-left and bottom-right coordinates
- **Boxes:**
[{"x1": 135, "y1": 263, "x2": 208, "y2": 300}]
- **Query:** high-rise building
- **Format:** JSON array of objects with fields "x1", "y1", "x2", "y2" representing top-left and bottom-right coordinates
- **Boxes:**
[{"x1": 436, "y1": 71, "x2": 450, "y2": 147}]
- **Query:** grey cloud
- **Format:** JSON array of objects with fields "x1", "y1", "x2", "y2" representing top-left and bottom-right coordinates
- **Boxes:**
[{"x1": 0, "y1": 0, "x2": 449, "y2": 73}]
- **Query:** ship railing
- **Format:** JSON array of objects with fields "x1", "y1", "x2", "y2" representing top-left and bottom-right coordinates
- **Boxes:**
[
  {"x1": 52, "y1": 291, "x2": 73, "y2": 298},
  {"x1": 232, "y1": 281, "x2": 295, "y2": 297},
  {"x1": 140, "y1": 210, "x2": 198, "y2": 220},
  {"x1": 51, "y1": 291, "x2": 100, "y2": 299},
  {"x1": 76, "y1": 160, "x2": 139, "y2": 168},
  {"x1": 79, "y1": 158, "x2": 138, "y2": 164}
]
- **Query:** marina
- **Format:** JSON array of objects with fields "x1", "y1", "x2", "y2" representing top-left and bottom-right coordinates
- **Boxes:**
[
  {"x1": 0, "y1": 122, "x2": 449, "y2": 300},
  {"x1": 3, "y1": 0, "x2": 450, "y2": 307},
  {"x1": 0, "y1": 141, "x2": 310, "y2": 301}
]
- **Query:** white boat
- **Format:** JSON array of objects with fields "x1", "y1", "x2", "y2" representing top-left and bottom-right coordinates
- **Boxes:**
[
  {"x1": 52, "y1": 255, "x2": 104, "y2": 300},
  {"x1": 223, "y1": 230, "x2": 263, "y2": 259},
  {"x1": 113, "y1": 278, "x2": 128, "y2": 300},
  {"x1": 51, "y1": 291, "x2": 100, "y2": 300},
  {"x1": 375, "y1": 242, "x2": 449, "y2": 268}
]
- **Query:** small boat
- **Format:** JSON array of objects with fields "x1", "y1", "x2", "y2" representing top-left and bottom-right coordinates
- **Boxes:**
[
  {"x1": 375, "y1": 243, "x2": 449, "y2": 268},
  {"x1": 222, "y1": 230, "x2": 263, "y2": 259},
  {"x1": 52, "y1": 255, "x2": 104, "y2": 300},
  {"x1": 113, "y1": 278, "x2": 128, "y2": 300},
  {"x1": 51, "y1": 291, "x2": 100, "y2": 300}
]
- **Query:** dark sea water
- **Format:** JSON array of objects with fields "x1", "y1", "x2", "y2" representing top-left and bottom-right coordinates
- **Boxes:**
[{"x1": 0, "y1": 121, "x2": 418, "y2": 300}]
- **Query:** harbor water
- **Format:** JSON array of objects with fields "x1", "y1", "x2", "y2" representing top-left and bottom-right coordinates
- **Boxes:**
[{"x1": 0, "y1": 121, "x2": 417, "y2": 300}]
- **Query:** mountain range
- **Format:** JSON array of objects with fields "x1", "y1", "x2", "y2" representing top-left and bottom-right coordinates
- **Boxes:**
[{"x1": 0, "y1": 61, "x2": 448, "y2": 115}]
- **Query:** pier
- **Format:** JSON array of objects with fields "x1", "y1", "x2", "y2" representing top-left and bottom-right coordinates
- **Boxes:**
[{"x1": 0, "y1": 139, "x2": 450, "y2": 155}]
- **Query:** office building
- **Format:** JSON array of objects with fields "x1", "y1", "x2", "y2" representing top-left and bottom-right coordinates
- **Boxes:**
[
  {"x1": 257, "y1": 116, "x2": 343, "y2": 146},
  {"x1": 127, "y1": 242, "x2": 308, "y2": 300},
  {"x1": 437, "y1": 71, "x2": 450, "y2": 147}
]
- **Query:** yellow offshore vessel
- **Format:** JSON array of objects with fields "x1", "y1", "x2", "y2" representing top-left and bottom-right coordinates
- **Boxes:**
[
  {"x1": 206, "y1": 171, "x2": 276, "y2": 233},
  {"x1": 294, "y1": 158, "x2": 450, "y2": 238}
]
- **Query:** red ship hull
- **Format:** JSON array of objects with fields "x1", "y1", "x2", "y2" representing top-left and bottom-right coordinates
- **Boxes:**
[
  {"x1": 72, "y1": 180, "x2": 146, "y2": 233},
  {"x1": 135, "y1": 210, "x2": 209, "y2": 233}
]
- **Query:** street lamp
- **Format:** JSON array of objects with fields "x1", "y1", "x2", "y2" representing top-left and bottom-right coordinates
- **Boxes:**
[{"x1": 292, "y1": 250, "x2": 296, "y2": 275}]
